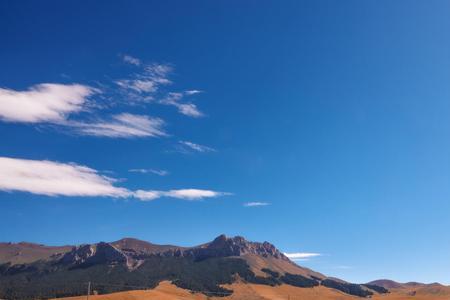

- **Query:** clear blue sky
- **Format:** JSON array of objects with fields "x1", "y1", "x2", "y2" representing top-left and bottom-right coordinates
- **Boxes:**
[{"x1": 1, "y1": 0, "x2": 450, "y2": 284}]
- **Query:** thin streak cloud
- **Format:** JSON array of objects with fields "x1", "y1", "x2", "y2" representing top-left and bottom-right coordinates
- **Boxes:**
[
  {"x1": 243, "y1": 202, "x2": 270, "y2": 207},
  {"x1": 178, "y1": 140, "x2": 216, "y2": 153},
  {"x1": 284, "y1": 252, "x2": 322, "y2": 261},
  {"x1": 160, "y1": 92, "x2": 203, "y2": 118},
  {"x1": 129, "y1": 168, "x2": 169, "y2": 176},
  {"x1": 73, "y1": 113, "x2": 166, "y2": 138}
]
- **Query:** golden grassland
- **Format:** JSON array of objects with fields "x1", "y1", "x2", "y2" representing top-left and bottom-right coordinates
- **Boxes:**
[{"x1": 55, "y1": 281, "x2": 450, "y2": 300}]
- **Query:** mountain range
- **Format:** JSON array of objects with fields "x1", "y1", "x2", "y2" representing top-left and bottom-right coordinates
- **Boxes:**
[{"x1": 0, "y1": 235, "x2": 446, "y2": 299}]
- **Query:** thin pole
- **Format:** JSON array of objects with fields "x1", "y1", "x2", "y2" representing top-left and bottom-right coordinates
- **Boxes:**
[{"x1": 87, "y1": 281, "x2": 91, "y2": 300}]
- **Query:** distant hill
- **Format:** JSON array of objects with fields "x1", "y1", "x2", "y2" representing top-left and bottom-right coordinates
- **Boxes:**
[
  {"x1": 0, "y1": 242, "x2": 72, "y2": 265},
  {"x1": 367, "y1": 279, "x2": 444, "y2": 290},
  {"x1": 367, "y1": 279, "x2": 426, "y2": 289},
  {"x1": 366, "y1": 279, "x2": 450, "y2": 300},
  {"x1": 0, "y1": 235, "x2": 388, "y2": 299}
]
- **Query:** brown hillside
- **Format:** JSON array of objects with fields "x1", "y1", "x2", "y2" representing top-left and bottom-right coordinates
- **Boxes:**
[
  {"x1": 0, "y1": 242, "x2": 72, "y2": 265},
  {"x1": 53, "y1": 281, "x2": 450, "y2": 300}
]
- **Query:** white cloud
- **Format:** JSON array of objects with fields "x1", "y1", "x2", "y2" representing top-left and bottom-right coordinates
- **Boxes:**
[
  {"x1": 122, "y1": 54, "x2": 141, "y2": 66},
  {"x1": 176, "y1": 103, "x2": 203, "y2": 117},
  {"x1": 185, "y1": 90, "x2": 202, "y2": 95},
  {"x1": 144, "y1": 63, "x2": 173, "y2": 80},
  {"x1": 134, "y1": 189, "x2": 229, "y2": 201},
  {"x1": 0, "y1": 157, "x2": 130, "y2": 197},
  {"x1": 160, "y1": 92, "x2": 203, "y2": 117},
  {"x1": 178, "y1": 140, "x2": 216, "y2": 153},
  {"x1": 133, "y1": 190, "x2": 161, "y2": 201},
  {"x1": 129, "y1": 168, "x2": 169, "y2": 176},
  {"x1": 0, "y1": 157, "x2": 228, "y2": 202},
  {"x1": 284, "y1": 252, "x2": 322, "y2": 261},
  {"x1": 74, "y1": 113, "x2": 166, "y2": 138},
  {"x1": 243, "y1": 202, "x2": 270, "y2": 207},
  {"x1": 0, "y1": 82, "x2": 167, "y2": 140},
  {"x1": 116, "y1": 79, "x2": 158, "y2": 93},
  {"x1": 164, "y1": 189, "x2": 227, "y2": 200},
  {"x1": 0, "y1": 83, "x2": 96, "y2": 123},
  {"x1": 0, "y1": 57, "x2": 207, "y2": 139},
  {"x1": 116, "y1": 63, "x2": 172, "y2": 95}
]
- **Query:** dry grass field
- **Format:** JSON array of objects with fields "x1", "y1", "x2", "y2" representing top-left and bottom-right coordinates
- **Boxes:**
[{"x1": 55, "y1": 281, "x2": 450, "y2": 300}]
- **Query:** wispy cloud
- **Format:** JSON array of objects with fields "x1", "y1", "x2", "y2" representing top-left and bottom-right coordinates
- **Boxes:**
[
  {"x1": 0, "y1": 156, "x2": 228, "y2": 202},
  {"x1": 122, "y1": 54, "x2": 141, "y2": 66},
  {"x1": 116, "y1": 79, "x2": 158, "y2": 94},
  {"x1": 0, "y1": 83, "x2": 163, "y2": 139},
  {"x1": 0, "y1": 55, "x2": 206, "y2": 138},
  {"x1": 0, "y1": 83, "x2": 96, "y2": 123},
  {"x1": 284, "y1": 252, "x2": 322, "y2": 261},
  {"x1": 178, "y1": 140, "x2": 216, "y2": 153},
  {"x1": 160, "y1": 92, "x2": 203, "y2": 118},
  {"x1": 134, "y1": 189, "x2": 229, "y2": 201},
  {"x1": 129, "y1": 168, "x2": 169, "y2": 176},
  {"x1": 176, "y1": 103, "x2": 203, "y2": 118},
  {"x1": 185, "y1": 90, "x2": 202, "y2": 95},
  {"x1": 73, "y1": 113, "x2": 166, "y2": 138},
  {"x1": 115, "y1": 62, "x2": 172, "y2": 97},
  {"x1": 243, "y1": 202, "x2": 270, "y2": 207}
]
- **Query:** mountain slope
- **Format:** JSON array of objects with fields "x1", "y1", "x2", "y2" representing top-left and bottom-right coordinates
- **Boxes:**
[
  {"x1": 0, "y1": 242, "x2": 72, "y2": 265},
  {"x1": 111, "y1": 237, "x2": 182, "y2": 254}
]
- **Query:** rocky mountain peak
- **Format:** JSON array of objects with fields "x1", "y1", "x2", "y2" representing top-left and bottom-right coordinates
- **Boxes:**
[{"x1": 199, "y1": 234, "x2": 288, "y2": 260}]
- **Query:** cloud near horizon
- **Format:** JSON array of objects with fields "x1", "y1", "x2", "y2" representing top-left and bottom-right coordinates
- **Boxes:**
[
  {"x1": 284, "y1": 252, "x2": 322, "y2": 261},
  {"x1": 0, "y1": 157, "x2": 228, "y2": 201}
]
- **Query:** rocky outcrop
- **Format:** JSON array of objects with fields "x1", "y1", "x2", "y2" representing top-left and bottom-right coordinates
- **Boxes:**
[
  {"x1": 59, "y1": 242, "x2": 127, "y2": 268},
  {"x1": 59, "y1": 244, "x2": 95, "y2": 265},
  {"x1": 188, "y1": 234, "x2": 288, "y2": 260}
]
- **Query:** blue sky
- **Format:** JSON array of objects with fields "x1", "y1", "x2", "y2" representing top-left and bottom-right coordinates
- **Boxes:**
[{"x1": 1, "y1": 0, "x2": 450, "y2": 284}]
